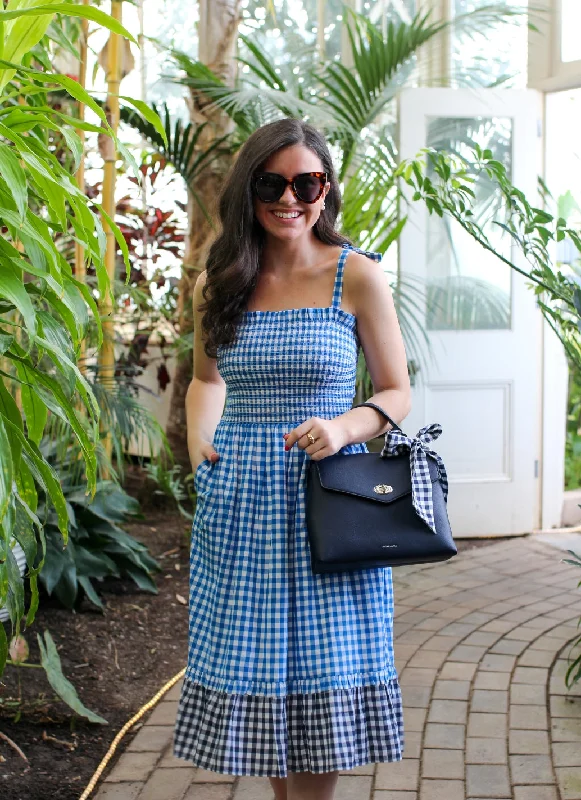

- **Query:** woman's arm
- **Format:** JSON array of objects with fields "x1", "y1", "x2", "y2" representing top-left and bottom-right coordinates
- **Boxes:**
[
  {"x1": 339, "y1": 251, "x2": 412, "y2": 445},
  {"x1": 185, "y1": 270, "x2": 226, "y2": 470}
]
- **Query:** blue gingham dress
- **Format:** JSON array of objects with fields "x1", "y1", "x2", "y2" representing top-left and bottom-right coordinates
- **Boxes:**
[{"x1": 173, "y1": 244, "x2": 404, "y2": 777}]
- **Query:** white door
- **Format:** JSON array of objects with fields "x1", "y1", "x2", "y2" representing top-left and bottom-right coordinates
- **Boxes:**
[{"x1": 397, "y1": 87, "x2": 544, "y2": 537}]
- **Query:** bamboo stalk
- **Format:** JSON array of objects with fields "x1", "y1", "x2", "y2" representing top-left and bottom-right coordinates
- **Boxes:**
[
  {"x1": 97, "y1": 0, "x2": 122, "y2": 466},
  {"x1": 75, "y1": 3, "x2": 89, "y2": 376},
  {"x1": 13, "y1": 94, "x2": 27, "y2": 411}
]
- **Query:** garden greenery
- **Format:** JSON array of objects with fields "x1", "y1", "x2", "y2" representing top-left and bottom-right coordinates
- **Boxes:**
[
  {"x1": 0, "y1": 1, "x2": 166, "y2": 676},
  {"x1": 2, "y1": 1, "x2": 579, "y2": 690},
  {"x1": 395, "y1": 145, "x2": 581, "y2": 373}
]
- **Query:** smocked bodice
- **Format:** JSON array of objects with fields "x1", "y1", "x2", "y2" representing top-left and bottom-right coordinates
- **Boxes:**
[{"x1": 216, "y1": 245, "x2": 382, "y2": 425}]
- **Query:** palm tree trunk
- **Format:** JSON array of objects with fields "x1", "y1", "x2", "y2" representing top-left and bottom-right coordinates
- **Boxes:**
[{"x1": 165, "y1": 0, "x2": 241, "y2": 470}]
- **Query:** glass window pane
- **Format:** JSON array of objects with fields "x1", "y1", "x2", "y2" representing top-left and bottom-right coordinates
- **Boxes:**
[
  {"x1": 242, "y1": 1, "x2": 418, "y2": 66},
  {"x1": 425, "y1": 117, "x2": 513, "y2": 331},
  {"x1": 546, "y1": 89, "x2": 581, "y2": 273},
  {"x1": 362, "y1": 0, "x2": 417, "y2": 28},
  {"x1": 242, "y1": 1, "x2": 318, "y2": 67},
  {"x1": 561, "y1": 0, "x2": 581, "y2": 63},
  {"x1": 361, "y1": 1, "x2": 420, "y2": 88},
  {"x1": 323, "y1": 0, "x2": 347, "y2": 63},
  {"x1": 452, "y1": 0, "x2": 528, "y2": 89}
]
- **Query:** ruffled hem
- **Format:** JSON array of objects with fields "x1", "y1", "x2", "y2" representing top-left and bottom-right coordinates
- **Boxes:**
[{"x1": 173, "y1": 676, "x2": 405, "y2": 777}]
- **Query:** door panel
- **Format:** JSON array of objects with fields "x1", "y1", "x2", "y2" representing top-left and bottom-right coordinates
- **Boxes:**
[{"x1": 397, "y1": 88, "x2": 544, "y2": 536}]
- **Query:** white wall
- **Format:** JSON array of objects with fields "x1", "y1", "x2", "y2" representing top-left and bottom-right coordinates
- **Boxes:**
[{"x1": 122, "y1": 345, "x2": 177, "y2": 458}]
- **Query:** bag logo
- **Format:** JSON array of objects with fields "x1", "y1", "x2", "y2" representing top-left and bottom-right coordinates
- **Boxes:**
[{"x1": 374, "y1": 484, "x2": 393, "y2": 494}]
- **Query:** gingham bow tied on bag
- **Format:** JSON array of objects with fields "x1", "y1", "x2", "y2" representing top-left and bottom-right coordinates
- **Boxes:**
[
  {"x1": 305, "y1": 402, "x2": 456, "y2": 573},
  {"x1": 380, "y1": 423, "x2": 449, "y2": 535}
]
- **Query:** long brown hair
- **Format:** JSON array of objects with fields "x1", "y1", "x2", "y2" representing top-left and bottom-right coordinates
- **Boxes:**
[{"x1": 199, "y1": 118, "x2": 352, "y2": 358}]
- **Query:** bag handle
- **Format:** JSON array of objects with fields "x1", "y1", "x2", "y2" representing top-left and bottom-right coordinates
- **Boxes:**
[{"x1": 351, "y1": 402, "x2": 403, "y2": 434}]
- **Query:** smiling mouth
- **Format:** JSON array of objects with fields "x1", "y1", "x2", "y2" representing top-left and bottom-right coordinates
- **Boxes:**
[{"x1": 271, "y1": 210, "x2": 303, "y2": 220}]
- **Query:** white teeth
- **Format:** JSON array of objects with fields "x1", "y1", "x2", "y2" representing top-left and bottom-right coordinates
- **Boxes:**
[{"x1": 273, "y1": 211, "x2": 301, "y2": 219}]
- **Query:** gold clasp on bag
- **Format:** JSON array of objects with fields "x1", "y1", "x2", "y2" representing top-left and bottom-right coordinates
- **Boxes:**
[{"x1": 374, "y1": 484, "x2": 394, "y2": 494}]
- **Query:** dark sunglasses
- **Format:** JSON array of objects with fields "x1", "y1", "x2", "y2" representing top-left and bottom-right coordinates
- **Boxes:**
[{"x1": 252, "y1": 171, "x2": 328, "y2": 204}]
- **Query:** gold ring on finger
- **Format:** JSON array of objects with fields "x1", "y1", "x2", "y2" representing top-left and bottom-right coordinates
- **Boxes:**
[{"x1": 307, "y1": 432, "x2": 316, "y2": 445}]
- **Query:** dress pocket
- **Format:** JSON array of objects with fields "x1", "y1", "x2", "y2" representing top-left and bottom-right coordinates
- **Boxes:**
[
  {"x1": 193, "y1": 458, "x2": 219, "y2": 529},
  {"x1": 194, "y1": 458, "x2": 214, "y2": 496}
]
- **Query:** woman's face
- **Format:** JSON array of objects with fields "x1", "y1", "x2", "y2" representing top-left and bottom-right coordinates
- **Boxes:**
[{"x1": 253, "y1": 144, "x2": 330, "y2": 243}]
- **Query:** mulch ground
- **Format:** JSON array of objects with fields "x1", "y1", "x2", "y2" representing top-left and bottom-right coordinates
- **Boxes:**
[
  {"x1": 0, "y1": 496, "x2": 192, "y2": 800},
  {"x1": 0, "y1": 480, "x2": 506, "y2": 800}
]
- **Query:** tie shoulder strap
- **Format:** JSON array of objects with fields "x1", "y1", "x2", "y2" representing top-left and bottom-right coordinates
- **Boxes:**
[{"x1": 341, "y1": 242, "x2": 383, "y2": 263}]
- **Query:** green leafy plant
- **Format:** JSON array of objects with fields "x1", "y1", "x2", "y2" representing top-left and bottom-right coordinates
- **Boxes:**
[
  {"x1": 3, "y1": 630, "x2": 107, "y2": 724},
  {"x1": 43, "y1": 371, "x2": 174, "y2": 485},
  {"x1": 395, "y1": 144, "x2": 581, "y2": 372},
  {"x1": 117, "y1": 102, "x2": 232, "y2": 220},
  {"x1": 142, "y1": 460, "x2": 194, "y2": 520},
  {"x1": 393, "y1": 145, "x2": 581, "y2": 679},
  {"x1": 0, "y1": 0, "x2": 166, "y2": 673},
  {"x1": 565, "y1": 366, "x2": 581, "y2": 491},
  {"x1": 124, "y1": 5, "x2": 532, "y2": 381},
  {"x1": 37, "y1": 465, "x2": 161, "y2": 612},
  {"x1": 82, "y1": 153, "x2": 186, "y2": 344}
]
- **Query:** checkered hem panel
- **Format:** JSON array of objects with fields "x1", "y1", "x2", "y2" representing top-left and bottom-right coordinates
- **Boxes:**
[{"x1": 172, "y1": 676, "x2": 405, "y2": 777}]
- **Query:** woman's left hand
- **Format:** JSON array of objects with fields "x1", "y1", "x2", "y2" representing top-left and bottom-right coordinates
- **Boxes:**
[{"x1": 283, "y1": 417, "x2": 349, "y2": 461}]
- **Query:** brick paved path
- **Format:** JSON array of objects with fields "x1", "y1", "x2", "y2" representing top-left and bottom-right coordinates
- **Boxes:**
[{"x1": 95, "y1": 535, "x2": 581, "y2": 800}]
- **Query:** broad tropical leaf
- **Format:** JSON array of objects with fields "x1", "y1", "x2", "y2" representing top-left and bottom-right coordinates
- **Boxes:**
[
  {"x1": 37, "y1": 630, "x2": 108, "y2": 723},
  {"x1": 0, "y1": 0, "x2": 165, "y2": 670}
]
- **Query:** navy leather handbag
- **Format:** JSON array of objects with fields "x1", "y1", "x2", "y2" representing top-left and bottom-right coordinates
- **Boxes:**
[{"x1": 305, "y1": 402, "x2": 456, "y2": 574}]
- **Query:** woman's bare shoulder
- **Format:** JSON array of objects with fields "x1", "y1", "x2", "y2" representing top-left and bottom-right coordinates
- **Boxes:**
[{"x1": 344, "y1": 250, "x2": 389, "y2": 296}]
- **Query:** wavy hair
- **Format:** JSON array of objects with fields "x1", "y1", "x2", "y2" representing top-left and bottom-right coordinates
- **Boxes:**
[{"x1": 199, "y1": 118, "x2": 352, "y2": 359}]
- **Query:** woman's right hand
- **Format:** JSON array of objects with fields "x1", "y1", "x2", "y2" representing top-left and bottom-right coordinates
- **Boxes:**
[{"x1": 192, "y1": 442, "x2": 219, "y2": 473}]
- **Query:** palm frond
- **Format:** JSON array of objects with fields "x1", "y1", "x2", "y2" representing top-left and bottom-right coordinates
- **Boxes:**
[
  {"x1": 341, "y1": 136, "x2": 401, "y2": 252},
  {"x1": 237, "y1": 33, "x2": 287, "y2": 92},
  {"x1": 316, "y1": 8, "x2": 448, "y2": 172},
  {"x1": 152, "y1": 4, "x2": 526, "y2": 390},
  {"x1": 392, "y1": 273, "x2": 434, "y2": 376},
  {"x1": 43, "y1": 371, "x2": 171, "y2": 484},
  {"x1": 427, "y1": 275, "x2": 511, "y2": 330},
  {"x1": 118, "y1": 101, "x2": 233, "y2": 190},
  {"x1": 166, "y1": 48, "x2": 259, "y2": 135},
  {"x1": 453, "y1": 3, "x2": 540, "y2": 35},
  {"x1": 167, "y1": 40, "x2": 336, "y2": 133}
]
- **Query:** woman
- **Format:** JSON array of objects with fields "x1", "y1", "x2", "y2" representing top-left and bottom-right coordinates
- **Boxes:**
[{"x1": 173, "y1": 117, "x2": 411, "y2": 800}]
